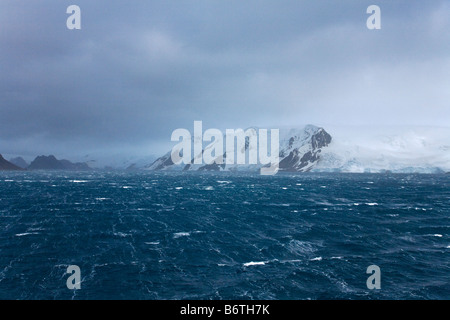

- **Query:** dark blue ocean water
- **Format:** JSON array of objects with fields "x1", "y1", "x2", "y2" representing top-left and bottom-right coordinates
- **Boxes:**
[{"x1": 0, "y1": 171, "x2": 448, "y2": 300}]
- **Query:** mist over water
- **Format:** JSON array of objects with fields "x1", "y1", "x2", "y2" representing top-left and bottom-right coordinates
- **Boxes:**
[{"x1": 0, "y1": 171, "x2": 448, "y2": 299}]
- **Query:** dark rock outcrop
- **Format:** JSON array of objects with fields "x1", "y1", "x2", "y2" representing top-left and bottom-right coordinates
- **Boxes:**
[
  {"x1": 279, "y1": 127, "x2": 332, "y2": 172},
  {"x1": 0, "y1": 154, "x2": 24, "y2": 171},
  {"x1": 28, "y1": 155, "x2": 91, "y2": 171}
]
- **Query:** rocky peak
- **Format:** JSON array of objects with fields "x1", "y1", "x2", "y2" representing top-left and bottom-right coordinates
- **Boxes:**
[
  {"x1": 0, "y1": 154, "x2": 24, "y2": 171},
  {"x1": 146, "y1": 125, "x2": 332, "y2": 173}
]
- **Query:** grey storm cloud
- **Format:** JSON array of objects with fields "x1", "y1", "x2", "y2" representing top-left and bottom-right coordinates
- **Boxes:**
[{"x1": 1, "y1": 0, "x2": 449, "y2": 158}]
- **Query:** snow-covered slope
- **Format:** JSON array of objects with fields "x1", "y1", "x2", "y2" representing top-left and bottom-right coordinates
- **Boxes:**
[
  {"x1": 146, "y1": 125, "x2": 450, "y2": 174},
  {"x1": 278, "y1": 125, "x2": 332, "y2": 172},
  {"x1": 313, "y1": 126, "x2": 450, "y2": 173},
  {"x1": 145, "y1": 151, "x2": 182, "y2": 171},
  {"x1": 145, "y1": 125, "x2": 332, "y2": 172}
]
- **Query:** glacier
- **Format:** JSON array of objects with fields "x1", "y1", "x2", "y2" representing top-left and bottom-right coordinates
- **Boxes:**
[
  {"x1": 313, "y1": 125, "x2": 450, "y2": 173},
  {"x1": 146, "y1": 124, "x2": 450, "y2": 174}
]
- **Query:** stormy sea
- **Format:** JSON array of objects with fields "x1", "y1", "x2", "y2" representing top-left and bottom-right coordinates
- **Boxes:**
[{"x1": 0, "y1": 171, "x2": 448, "y2": 300}]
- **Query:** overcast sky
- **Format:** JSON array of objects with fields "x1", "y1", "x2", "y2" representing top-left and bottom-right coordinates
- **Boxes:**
[{"x1": 1, "y1": 0, "x2": 449, "y2": 159}]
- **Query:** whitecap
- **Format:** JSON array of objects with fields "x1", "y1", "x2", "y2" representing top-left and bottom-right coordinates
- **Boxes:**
[
  {"x1": 173, "y1": 232, "x2": 190, "y2": 239},
  {"x1": 217, "y1": 181, "x2": 231, "y2": 184},
  {"x1": 15, "y1": 232, "x2": 39, "y2": 237},
  {"x1": 243, "y1": 261, "x2": 266, "y2": 267},
  {"x1": 145, "y1": 241, "x2": 160, "y2": 245},
  {"x1": 95, "y1": 198, "x2": 109, "y2": 201},
  {"x1": 70, "y1": 180, "x2": 88, "y2": 183},
  {"x1": 280, "y1": 259, "x2": 302, "y2": 264},
  {"x1": 310, "y1": 257, "x2": 322, "y2": 261},
  {"x1": 114, "y1": 232, "x2": 129, "y2": 237},
  {"x1": 122, "y1": 186, "x2": 132, "y2": 189},
  {"x1": 204, "y1": 186, "x2": 214, "y2": 191},
  {"x1": 175, "y1": 187, "x2": 183, "y2": 190},
  {"x1": 366, "y1": 203, "x2": 378, "y2": 206},
  {"x1": 433, "y1": 234, "x2": 443, "y2": 238}
]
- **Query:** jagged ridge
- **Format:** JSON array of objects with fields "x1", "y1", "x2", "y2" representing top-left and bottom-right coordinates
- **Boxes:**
[
  {"x1": 145, "y1": 125, "x2": 332, "y2": 172},
  {"x1": 28, "y1": 155, "x2": 91, "y2": 170}
]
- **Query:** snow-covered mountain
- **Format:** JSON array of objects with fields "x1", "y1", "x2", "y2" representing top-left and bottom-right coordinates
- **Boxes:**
[
  {"x1": 313, "y1": 125, "x2": 450, "y2": 173},
  {"x1": 145, "y1": 125, "x2": 332, "y2": 172},
  {"x1": 146, "y1": 125, "x2": 450, "y2": 174},
  {"x1": 278, "y1": 125, "x2": 332, "y2": 172},
  {"x1": 4, "y1": 125, "x2": 447, "y2": 173},
  {"x1": 145, "y1": 151, "x2": 179, "y2": 171}
]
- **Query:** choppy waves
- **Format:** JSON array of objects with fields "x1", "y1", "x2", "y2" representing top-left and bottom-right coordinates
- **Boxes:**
[{"x1": 0, "y1": 171, "x2": 449, "y2": 299}]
